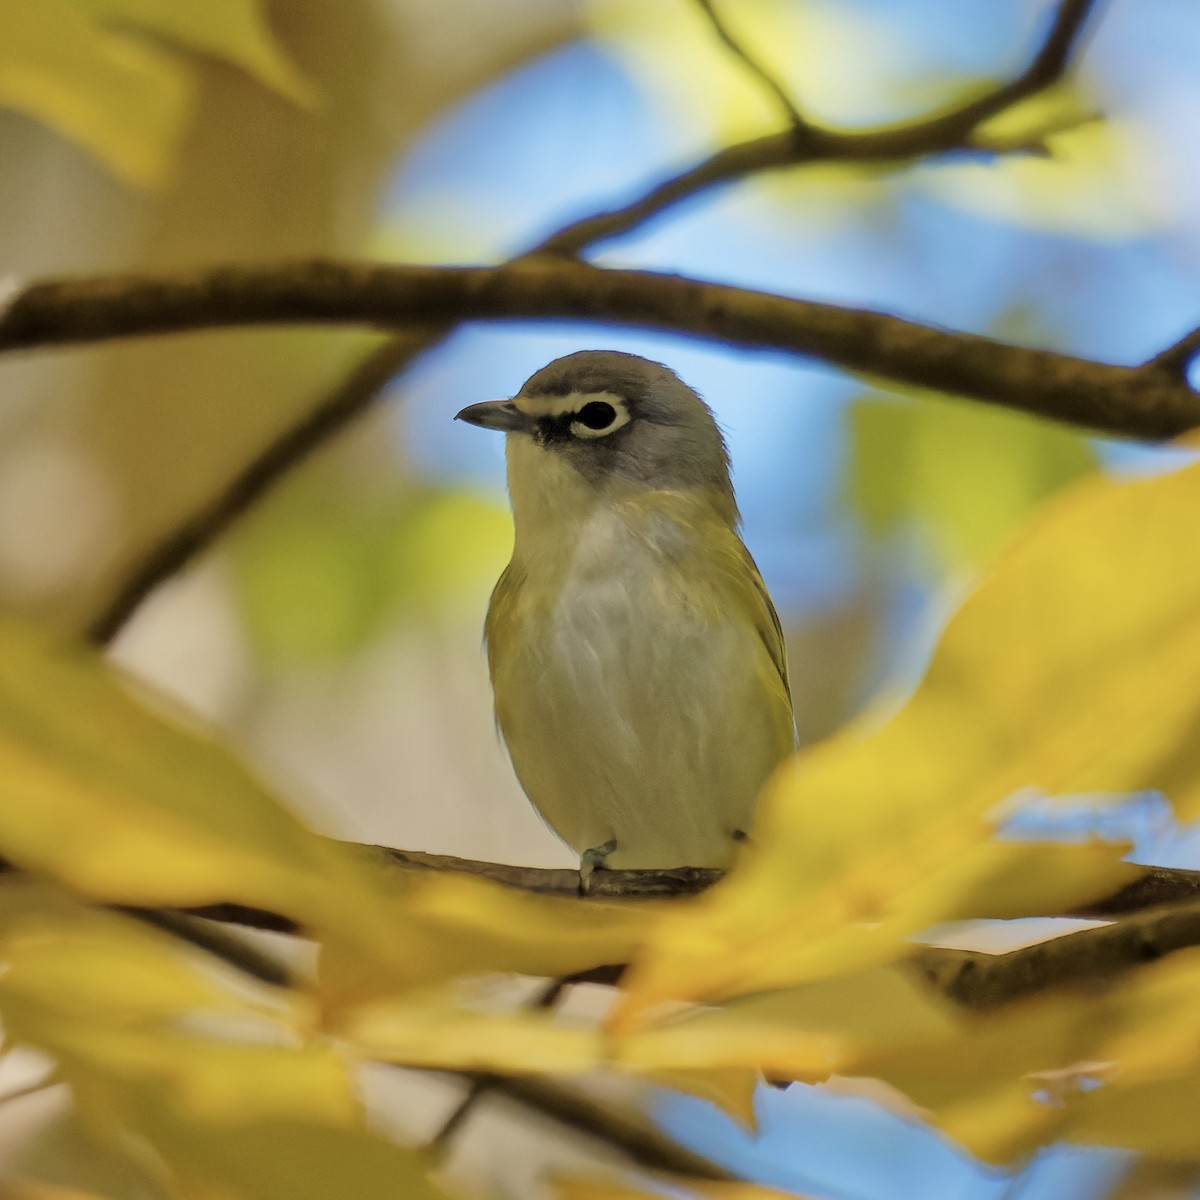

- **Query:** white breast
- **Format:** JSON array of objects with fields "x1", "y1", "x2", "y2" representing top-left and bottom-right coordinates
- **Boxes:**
[{"x1": 489, "y1": 440, "x2": 793, "y2": 868}]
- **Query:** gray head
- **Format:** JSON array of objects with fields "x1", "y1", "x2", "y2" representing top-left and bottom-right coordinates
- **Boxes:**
[{"x1": 456, "y1": 351, "x2": 736, "y2": 520}]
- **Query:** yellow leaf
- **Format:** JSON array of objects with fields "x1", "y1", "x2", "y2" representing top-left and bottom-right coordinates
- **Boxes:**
[
  {"x1": 319, "y1": 868, "x2": 654, "y2": 1012},
  {"x1": 619, "y1": 965, "x2": 958, "y2": 1088},
  {"x1": 0, "y1": 0, "x2": 193, "y2": 187},
  {"x1": 0, "y1": 615, "x2": 649, "y2": 1003},
  {"x1": 555, "y1": 1176, "x2": 803, "y2": 1200},
  {"x1": 341, "y1": 990, "x2": 603, "y2": 1074},
  {"x1": 78, "y1": 0, "x2": 318, "y2": 107},
  {"x1": 0, "y1": 615, "x2": 361, "y2": 920},
  {"x1": 848, "y1": 952, "x2": 1200, "y2": 1163},
  {"x1": 142, "y1": 1117, "x2": 446, "y2": 1200},
  {"x1": 1067, "y1": 1075, "x2": 1200, "y2": 1159},
  {"x1": 646, "y1": 1067, "x2": 760, "y2": 1129},
  {"x1": 614, "y1": 450, "x2": 1200, "y2": 1024},
  {"x1": 0, "y1": 878, "x2": 270, "y2": 1030}
]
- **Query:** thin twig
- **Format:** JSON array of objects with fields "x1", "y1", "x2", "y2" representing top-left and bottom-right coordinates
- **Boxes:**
[
  {"x1": 4, "y1": 260, "x2": 1197, "y2": 442},
  {"x1": 692, "y1": 0, "x2": 808, "y2": 132},
  {"x1": 120, "y1": 906, "x2": 294, "y2": 988},
  {"x1": 86, "y1": 329, "x2": 441, "y2": 644},
  {"x1": 427, "y1": 975, "x2": 576, "y2": 1152},
  {"x1": 464, "y1": 1072, "x2": 735, "y2": 1182},
  {"x1": 538, "y1": 0, "x2": 1100, "y2": 254}
]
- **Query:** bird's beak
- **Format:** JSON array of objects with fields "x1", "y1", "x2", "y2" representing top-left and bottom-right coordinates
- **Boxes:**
[{"x1": 454, "y1": 400, "x2": 530, "y2": 433}]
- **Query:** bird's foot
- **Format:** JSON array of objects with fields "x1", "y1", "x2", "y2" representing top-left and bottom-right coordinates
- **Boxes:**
[{"x1": 578, "y1": 838, "x2": 617, "y2": 895}]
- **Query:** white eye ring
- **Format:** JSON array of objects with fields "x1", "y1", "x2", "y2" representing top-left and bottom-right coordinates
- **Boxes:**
[{"x1": 570, "y1": 399, "x2": 630, "y2": 439}]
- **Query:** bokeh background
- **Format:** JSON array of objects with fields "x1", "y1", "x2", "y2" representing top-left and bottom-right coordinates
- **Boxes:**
[{"x1": 1, "y1": 0, "x2": 1199, "y2": 1196}]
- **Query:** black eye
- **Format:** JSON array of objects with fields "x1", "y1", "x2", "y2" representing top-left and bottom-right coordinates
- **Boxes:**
[{"x1": 576, "y1": 401, "x2": 617, "y2": 430}]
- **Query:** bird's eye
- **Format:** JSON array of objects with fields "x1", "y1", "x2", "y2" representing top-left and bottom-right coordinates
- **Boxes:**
[
  {"x1": 577, "y1": 401, "x2": 616, "y2": 429},
  {"x1": 569, "y1": 399, "x2": 629, "y2": 440}
]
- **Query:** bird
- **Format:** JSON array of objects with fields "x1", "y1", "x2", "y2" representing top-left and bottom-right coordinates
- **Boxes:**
[{"x1": 456, "y1": 350, "x2": 796, "y2": 878}]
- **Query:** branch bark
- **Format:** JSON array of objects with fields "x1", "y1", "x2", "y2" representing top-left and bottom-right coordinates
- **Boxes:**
[
  {"x1": 4, "y1": 259, "x2": 1197, "y2": 445},
  {"x1": 162, "y1": 849, "x2": 1200, "y2": 1013},
  {"x1": 913, "y1": 897, "x2": 1200, "y2": 1009}
]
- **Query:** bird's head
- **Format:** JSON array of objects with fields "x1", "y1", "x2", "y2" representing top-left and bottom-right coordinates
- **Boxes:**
[{"x1": 456, "y1": 351, "x2": 736, "y2": 525}]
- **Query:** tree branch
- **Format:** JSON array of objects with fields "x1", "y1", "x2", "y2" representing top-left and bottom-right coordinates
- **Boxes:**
[
  {"x1": 41, "y1": 0, "x2": 1100, "y2": 645},
  {"x1": 540, "y1": 0, "x2": 1099, "y2": 255},
  {"x1": 913, "y1": 897, "x2": 1200, "y2": 1009},
  {"x1": 85, "y1": 328, "x2": 442, "y2": 644},
  {"x1": 183, "y1": 845, "x2": 1200, "y2": 921},
  {"x1": 3, "y1": 259, "x2": 1196, "y2": 444},
  {"x1": 461, "y1": 1073, "x2": 735, "y2": 1182}
]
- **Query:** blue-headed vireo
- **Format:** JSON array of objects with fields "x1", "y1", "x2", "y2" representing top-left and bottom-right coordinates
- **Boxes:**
[{"x1": 457, "y1": 351, "x2": 796, "y2": 875}]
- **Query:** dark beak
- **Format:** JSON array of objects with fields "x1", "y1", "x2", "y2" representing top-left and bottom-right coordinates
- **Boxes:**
[{"x1": 454, "y1": 400, "x2": 530, "y2": 433}]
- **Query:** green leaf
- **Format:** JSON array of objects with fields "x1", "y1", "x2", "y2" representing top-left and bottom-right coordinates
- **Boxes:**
[{"x1": 848, "y1": 390, "x2": 1096, "y2": 565}]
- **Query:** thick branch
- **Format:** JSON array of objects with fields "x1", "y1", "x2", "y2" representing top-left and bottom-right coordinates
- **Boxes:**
[
  {"x1": 166, "y1": 854, "x2": 1200, "y2": 1017},
  {"x1": 3, "y1": 260, "x2": 1197, "y2": 441},
  {"x1": 913, "y1": 897, "x2": 1200, "y2": 1009}
]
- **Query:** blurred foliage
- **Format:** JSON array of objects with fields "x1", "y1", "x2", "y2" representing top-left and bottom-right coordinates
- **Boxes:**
[
  {"x1": 230, "y1": 483, "x2": 511, "y2": 666},
  {"x1": 848, "y1": 386, "x2": 1097, "y2": 567},
  {"x1": 0, "y1": 442, "x2": 1198, "y2": 1193},
  {"x1": 3, "y1": 0, "x2": 1200, "y2": 1198},
  {"x1": 0, "y1": 0, "x2": 312, "y2": 188}
]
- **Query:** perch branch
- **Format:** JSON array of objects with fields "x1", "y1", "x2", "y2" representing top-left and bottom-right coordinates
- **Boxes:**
[
  {"x1": 2, "y1": 260, "x2": 1197, "y2": 442},
  {"x1": 168, "y1": 851, "x2": 1200, "y2": 1011},
  {"x1": 5, "y1": 848, "x2": 1196, "y2": 1010},
  {"x1": 183, "y1": 845, "x2": 1200, "y2": 920}
]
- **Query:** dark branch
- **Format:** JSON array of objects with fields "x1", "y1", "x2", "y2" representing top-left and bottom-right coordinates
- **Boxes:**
[
  {"x1": 85, "y1": 329, "x2": 443, "y2": 644},
  {"x1": 692, "y1": 0, "x2": 808, "y2": 132},
  {"x1": 8, "y1": 848, "x2": 1194, "y2": 1019},
  {"x1": 187, "y1": 845, "x2": 1200, "y2": 921},
  {"x1": 3, "y1": 259, "x2": 1197, "y2": 443},
  {"x1": 913, "y1": 896, "x2": 1200, "y2": 1009},
  {"x1": 462, "y1": 1073, "x2": 735, "y2": 1182},
  {"x1": 121, "y1": 906, "x2": 294, "y2": 988},
  {"x1": 538, "y1": 0, "x2": 1100, "y2": 255},
  {"x1": 428, "y1": 974, "x2": 582, "y2": 1152}
]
